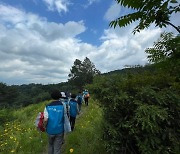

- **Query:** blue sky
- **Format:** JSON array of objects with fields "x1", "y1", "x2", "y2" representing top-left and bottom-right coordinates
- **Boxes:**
[
  {"x1": 0, "y1": 0, "x2": 179, "y2": 85},
  {"x1": 2, "y1": 0, "x2": 111, "y2": 46}
]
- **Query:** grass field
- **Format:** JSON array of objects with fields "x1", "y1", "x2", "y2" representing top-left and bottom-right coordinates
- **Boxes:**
[
  {"x1": 0, "y1": 99, "x2": 107, "y2": 154},
  {"x1": 0, "y1": 101, "x2": 49, "y2": 154}
]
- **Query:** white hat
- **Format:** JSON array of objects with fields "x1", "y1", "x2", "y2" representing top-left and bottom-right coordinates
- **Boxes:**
[{"x1": 60, "y1": 92, "x2": 66, "y2": 98}]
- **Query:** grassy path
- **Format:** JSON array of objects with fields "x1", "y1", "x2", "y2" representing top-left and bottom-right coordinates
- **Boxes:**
[
  {"x1": 0, "y1": 99, "x2": 107, "y2": 154},
  {"x1": 62, "y1": 99, "x2": 107, "y2": 154}
]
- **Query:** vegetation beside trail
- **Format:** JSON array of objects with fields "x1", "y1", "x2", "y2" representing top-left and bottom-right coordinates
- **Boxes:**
[
  {"x1": 86, "y1": 32, "x2": 180, "y2": 154},
  {"x1": 0, "y1": 101, "x2": 49, "y2": 154}
]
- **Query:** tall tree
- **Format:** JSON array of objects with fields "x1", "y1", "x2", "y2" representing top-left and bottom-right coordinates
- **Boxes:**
[
  {"x1": 68, "y1": 57, "x2": 100, "y2": 90},
  {"x1": 110, "y1": 0, "x2": 180, "y2": 33}
]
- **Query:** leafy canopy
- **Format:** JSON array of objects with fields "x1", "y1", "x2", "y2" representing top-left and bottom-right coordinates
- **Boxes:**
[
  {"x1": 110, "y1": 0, "x2": 180, "y2": 33},
  {"x1": 68, "y1": 57, "x2": 100, "y2": 90},
  {"x1": 145, "y1": 32, "x2": 180, "y2": 63}
]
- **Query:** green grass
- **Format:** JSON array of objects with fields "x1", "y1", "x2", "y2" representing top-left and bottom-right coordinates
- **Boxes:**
[
  {"x1": 62, "y1": 99, "x2": 107, "y2": 154},
  {"x1": 0, "y1": 101, "x2": 49, "y2": 154},
  {"x1": 0, "y1": 99, "x2": 107, "y2": 154}
]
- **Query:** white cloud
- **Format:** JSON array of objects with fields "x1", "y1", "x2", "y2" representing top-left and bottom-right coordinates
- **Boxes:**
[
  {"x1": 90, "y1": 25, "x2": 162, "y2": 72},
  {"x1": 0, "y1": 4, "x2": 25, "y2": 24},
  {"x1": 84, "y1": 0, "x2": 100, "y2": 8},
  {"x1": 0, "y1": 4, "x2": 87, "y2": 84},
  {"x1": 0, "y1": 4, "x2": 163, "y2": 85},
  {"x1": 43, "y1": 0, "x2": 70, "y2": 13},
  {"x1": 104, "y1": 2, "x2": 121, "y2": 21},
  {"x1": 87, "y1": 0, "x2": 99, "y2": 5}
]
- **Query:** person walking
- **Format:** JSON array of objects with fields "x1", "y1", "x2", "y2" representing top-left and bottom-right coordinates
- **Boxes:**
[
  {"x1": 76, "y1": 91, "x2": 83, "y2": 112},
  {"x1": 43, "y1": 89, "x2": 65, "y2": 154},
  {"x1": 60, "y1": 92, "x2": 70, "y2": 118},
  {"x1": 69, "y1": 94, "x2": 79, "y2": 131},
  {"x1": 83, "y1": 89, "x2": 90, "y2": 106}
]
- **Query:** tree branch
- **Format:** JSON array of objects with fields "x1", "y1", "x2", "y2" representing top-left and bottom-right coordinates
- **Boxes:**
[{"x1": 165, "y1": 21, "x2": 180, "y2": 33}]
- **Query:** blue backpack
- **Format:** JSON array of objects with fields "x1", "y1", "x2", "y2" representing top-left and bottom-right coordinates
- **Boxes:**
[
  {"x1": 69, "y1": 100, "x2": 78, "y2": 117},
  {"x1": 77, "y1": 96, "x2": 82, "y2": 104}
]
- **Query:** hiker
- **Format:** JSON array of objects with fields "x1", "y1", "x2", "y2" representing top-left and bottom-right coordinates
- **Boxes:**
[
  {"x1": 60, "y1": 92, "x2": 70, "y2": 118},
  {"x1": 76, "y1": 91, "x2": 83, "y2": 112},
  {"x1": 83, "y1": 89, "x2": 90, "y2": 106},
  {"x1": 69, "y1": 94, "x2": 79, "y2": 131},
  {"x1": 43, "y1": 89, "x2": 65, "y2": 154},
  {"x1": 66, "y1": 91, "x2": 71, "y2": 99}
]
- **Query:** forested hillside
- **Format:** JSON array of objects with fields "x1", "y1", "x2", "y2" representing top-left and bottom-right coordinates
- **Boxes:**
[{"x1": 0, "y1": 82, "x2": 72, "y2": 108}]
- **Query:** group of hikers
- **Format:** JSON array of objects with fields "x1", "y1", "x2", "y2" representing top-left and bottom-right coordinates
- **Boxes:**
[{"x1": 43, "y1": 89, "x2": 90, "y2": 154}]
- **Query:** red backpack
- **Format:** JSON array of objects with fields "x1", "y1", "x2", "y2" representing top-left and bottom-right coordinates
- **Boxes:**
[{"x1": 35, "y1": 112, "x2": 45, "y2": 132}]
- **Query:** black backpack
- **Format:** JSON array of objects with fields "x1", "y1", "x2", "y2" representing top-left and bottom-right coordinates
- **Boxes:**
[{"x1": 77, "y1": 96, "x2": 82, "y2": 104}]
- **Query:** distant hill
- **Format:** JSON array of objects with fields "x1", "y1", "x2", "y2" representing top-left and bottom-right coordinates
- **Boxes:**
[{"x1": 102, "y1": 64, "x2": 155, "y2": 76}]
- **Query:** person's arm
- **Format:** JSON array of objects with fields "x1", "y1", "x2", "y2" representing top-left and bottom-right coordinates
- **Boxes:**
[{"x1": 77, "y1": 103, "x2": 79, "y2": 114}]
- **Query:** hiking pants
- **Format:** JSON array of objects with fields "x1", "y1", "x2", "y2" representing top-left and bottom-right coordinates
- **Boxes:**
[
  {"x1": 70, "y1": 116, "x2": 76, "y2": 131},
  {"x1": 84, "y1": 97, "x2": 89, "y2": 106},
  {"x1": 48, "y1": 133, "x2": 64, "y2": 154},
  {"x1": 78, "y1": 103, "x2": 82, "y2": 112}
]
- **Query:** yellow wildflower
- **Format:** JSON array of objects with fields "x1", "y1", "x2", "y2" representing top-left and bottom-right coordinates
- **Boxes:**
[
  {"x1": 70, "y1": 148, "x2": 74, "y2": 153},
  {"x1": 11, "y1": 150, "x2": 15, "y2": 153},
  {"x1": 10, "y1": 136, "x2": 13, "y2": 139}
]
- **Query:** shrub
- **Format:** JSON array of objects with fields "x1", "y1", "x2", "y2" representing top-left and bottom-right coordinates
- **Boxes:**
[{"x1": 88, "y1": 71, "x2": 180, "y2": 153}]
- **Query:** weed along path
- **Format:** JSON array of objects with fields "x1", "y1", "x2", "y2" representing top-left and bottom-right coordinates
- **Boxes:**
[{"x1": 61, "y1": 99, "x2": 107, "y2": 154}]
